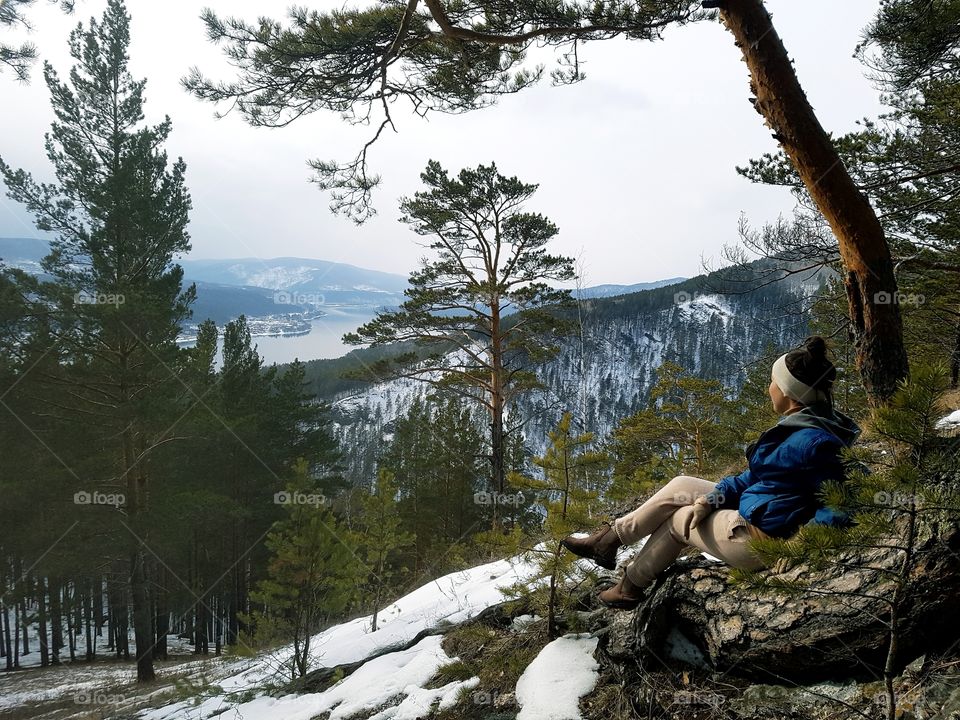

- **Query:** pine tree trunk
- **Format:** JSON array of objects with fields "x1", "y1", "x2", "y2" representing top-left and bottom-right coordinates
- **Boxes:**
[
  {"x1": 3, "y1": 599, "x2": 12, "y2": 670},
  {"x1": 84, "y1": 580, "x2": 94, "y2": 661},
  {"x1": 950, "y1": 310, "x2": 960, "y2": 388},
  {"x1": 207, "y1": 605, "x2": 214, "y2": 653},
  {"x1": 122, "y1": 415, "x2": 155, "y2": 681},
  {"x1": 112, "y1": 579, "x2": 130, "y2": 660},
  {"x1": 37, "y1": 576, "x2": 49, "y2": 667},
  {"x1": 107, "y1": 580, "x2": 116, "y2": 652},
  {"x1": 297, "y1": 601, "x2": 314, "y2": 679},
  {"x1": 94, "y1": 575, "x2": 103, "y2": 643},
  {"x1": 547, "y1": 555, "x2": 560, "y2": 639},
  {"x1": 489, "y1": 293, "x2": 506, "y2": 499},
  {"x1": 154, "y1": 574, "x2": 168, "y2": 661},
  {"x1": 13, "y1": 597, "x2": 21, "y2": 669},
  {"x1": 225, "y1": 594, "x2": 236, "y2": 648},
  {"x1": 214, "y1": 596, "x2": 222, "y2": 656},
  {"x1": 130, "y1": 549, "x2": 154, "y2": 679},
  {"x1": 18, "y1": 566, "x2": 29, "y2": 656},
  {"x1": 0, "y1": 561, "x2": 6, "y2": 665},
  {"x1": 49, "y1": 576, "x2": 62, "y2": 664},
  {"x1": 715, "y1": 0, "x2": 909, "y2": 402},
  {"x1": 490, "y1": 395, "x2": 505, "y2": 495},
  {"x1": 2, "y1": 568, "x2": 12, "y2": 671},
  {"x1": 227, "y1": 528, "x2": 240, "y2": 646},
  {"x1": 371, "y1": 563, "x2": 384, "y2": 633},
  {"x1": 68, "y1": 582, "x2": 78, "y2": 662},
  {"x1": 195, "y1": 599, "x2": 209, "y2": 655},
  {"x1": 235, "y1": 558, "x2": 248, "y2": 644}
]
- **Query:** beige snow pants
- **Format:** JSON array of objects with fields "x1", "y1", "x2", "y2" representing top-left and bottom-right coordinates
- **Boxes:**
[{"x1": 613, "y1": 475, "x2": 771, "y2": 586}]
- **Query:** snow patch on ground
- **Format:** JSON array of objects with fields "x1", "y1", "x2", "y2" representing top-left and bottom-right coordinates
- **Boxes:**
[
  {"x1": 0, "y1": 621, "x2": 197, "y2": 670},
  {"x1": 139, "y1": 554, "x2": 538, "y2": 718},
  {"x1": 936, "y1": 409, "x2": 960, "y2": 430},
  {"x1": 0, "y1": 663, "x2": 137, "y2": 712},
  {"x1": 511, "y1": 614, "x2": 541, "y2": 630},
  {"x1": 142, "y1": 635, "x2": 473, "y2": 720},
  {"x1": 216, "y1": 553, "x2": 538, "y2": 694},
  {"x1": 0, "y1": 654, "x2": 240, "y2": 717},
  {"x1": 515, "y1": 634, "x2": 600, "y2": 720}
]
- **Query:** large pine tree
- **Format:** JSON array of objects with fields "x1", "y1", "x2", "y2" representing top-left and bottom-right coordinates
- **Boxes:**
[
  {"x1": 345, "y1": 161, "x2": 576, "y2": 500},
  {"x1": 0, "y1": 0, "x2": 192, "y2": 681}
]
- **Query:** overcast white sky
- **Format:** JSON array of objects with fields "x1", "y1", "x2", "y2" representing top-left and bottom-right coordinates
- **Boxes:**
[{"x1": 0, "y1": 0, "x2": 885, "y2": 285}]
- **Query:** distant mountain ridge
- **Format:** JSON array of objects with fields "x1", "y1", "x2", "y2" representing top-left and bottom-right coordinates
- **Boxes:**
[
  {"x1": 178, "y1": 256, "x2": 410, "y2": 306},
  {"x1": 573, "y1": 277, "x2": 688, "y2": 298},
  {"x1": 0, "y1": 237, "x2": 47, "y2": 275},
  {"x1": 0, "y1": 238, "x2": 689, "y2": 322},
  {"x1": 0, "y1": 239, "x2": 408, "y2": 324}
]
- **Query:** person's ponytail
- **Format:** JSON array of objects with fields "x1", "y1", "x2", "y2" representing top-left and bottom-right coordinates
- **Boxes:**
[{"x1": 784, "y1": 336, "x2": 837, "y2": 409}]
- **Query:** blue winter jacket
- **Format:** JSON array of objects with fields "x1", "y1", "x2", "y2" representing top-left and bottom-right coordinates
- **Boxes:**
[{"x1": 703, "y1": 402, "x2": 862, "y2": 539}]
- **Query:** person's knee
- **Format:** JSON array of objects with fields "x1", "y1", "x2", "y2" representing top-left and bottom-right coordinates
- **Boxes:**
[
  {"x1": 667, "y1": 475, "x2": 702, "y2": 505},
  {"x1": 668, "y1": 505, "x2": 695, "y2": 541}
]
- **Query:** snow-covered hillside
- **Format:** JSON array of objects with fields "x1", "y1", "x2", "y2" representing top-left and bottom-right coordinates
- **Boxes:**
[
  {"x1": 140, "y1": 555, "x2": 542, "y2": 720},
  {"x1": 329, "y1": 272, "x2": 820, "y2": 479},
  {"x1": 0, "y1": 531, "x2": 725, "y2": 719},
  {"x1": 134, "y1": 537, "x2": 695, "y2": 720}
]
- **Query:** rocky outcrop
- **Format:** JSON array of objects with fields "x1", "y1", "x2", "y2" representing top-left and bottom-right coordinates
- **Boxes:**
[{"x1": 602, "y1": 518, "x2": 960, "y2": 685}]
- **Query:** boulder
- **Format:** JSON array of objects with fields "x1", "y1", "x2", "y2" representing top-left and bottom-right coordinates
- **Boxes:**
[{"x1": 603, "y1": 517, "x2": 960, "y2": 684}]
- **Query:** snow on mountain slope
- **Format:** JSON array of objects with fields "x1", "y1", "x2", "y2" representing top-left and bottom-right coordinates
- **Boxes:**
[
  {"x1": 328, "y1": 276, "x2": 814, "y2": 479},
  {"x1": 674, "y1": 292, "x2": 735, "y2": 328},
  {"x1": 228, "y1": 263, "x2": 317, "y2": 291},
  {"x1": 179, "y1": 257, "x2": 410, "y2": 296}
]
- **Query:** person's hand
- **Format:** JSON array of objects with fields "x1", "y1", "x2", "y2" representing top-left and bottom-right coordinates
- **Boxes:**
[{"x1": 683, "y1": 496, "x2": 714, "y2": 540}]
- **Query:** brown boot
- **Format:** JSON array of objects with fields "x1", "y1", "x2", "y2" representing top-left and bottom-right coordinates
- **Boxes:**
[
  {"x1": 597, "y1": 574, "x2": 646, "y2": 610},
  {"x1": 561, "y1": 522, "x2": 622, "y2": 570}
]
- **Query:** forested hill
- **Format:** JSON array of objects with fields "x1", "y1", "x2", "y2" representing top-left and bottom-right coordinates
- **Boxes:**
[{"x1": 300, "y1": 259, "x2": 828, "y2": 483}]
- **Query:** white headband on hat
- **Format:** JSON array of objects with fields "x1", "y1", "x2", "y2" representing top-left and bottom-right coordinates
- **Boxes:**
[{"x1": 771, "y1": 353, "x2": 829, "y2": 405}]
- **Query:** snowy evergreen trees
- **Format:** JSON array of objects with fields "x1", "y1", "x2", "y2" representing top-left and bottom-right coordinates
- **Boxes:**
[
  {"x1": 609, "y1": 361, "x2": 742, "y2": 502},
  {"x1": 377, "y1": 397, "x2": 491, "y2": 573}
]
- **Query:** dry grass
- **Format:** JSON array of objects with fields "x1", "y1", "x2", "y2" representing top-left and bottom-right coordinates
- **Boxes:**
[{"x1": 429, "y1": 618, "x2": 551, "y2": 720}]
